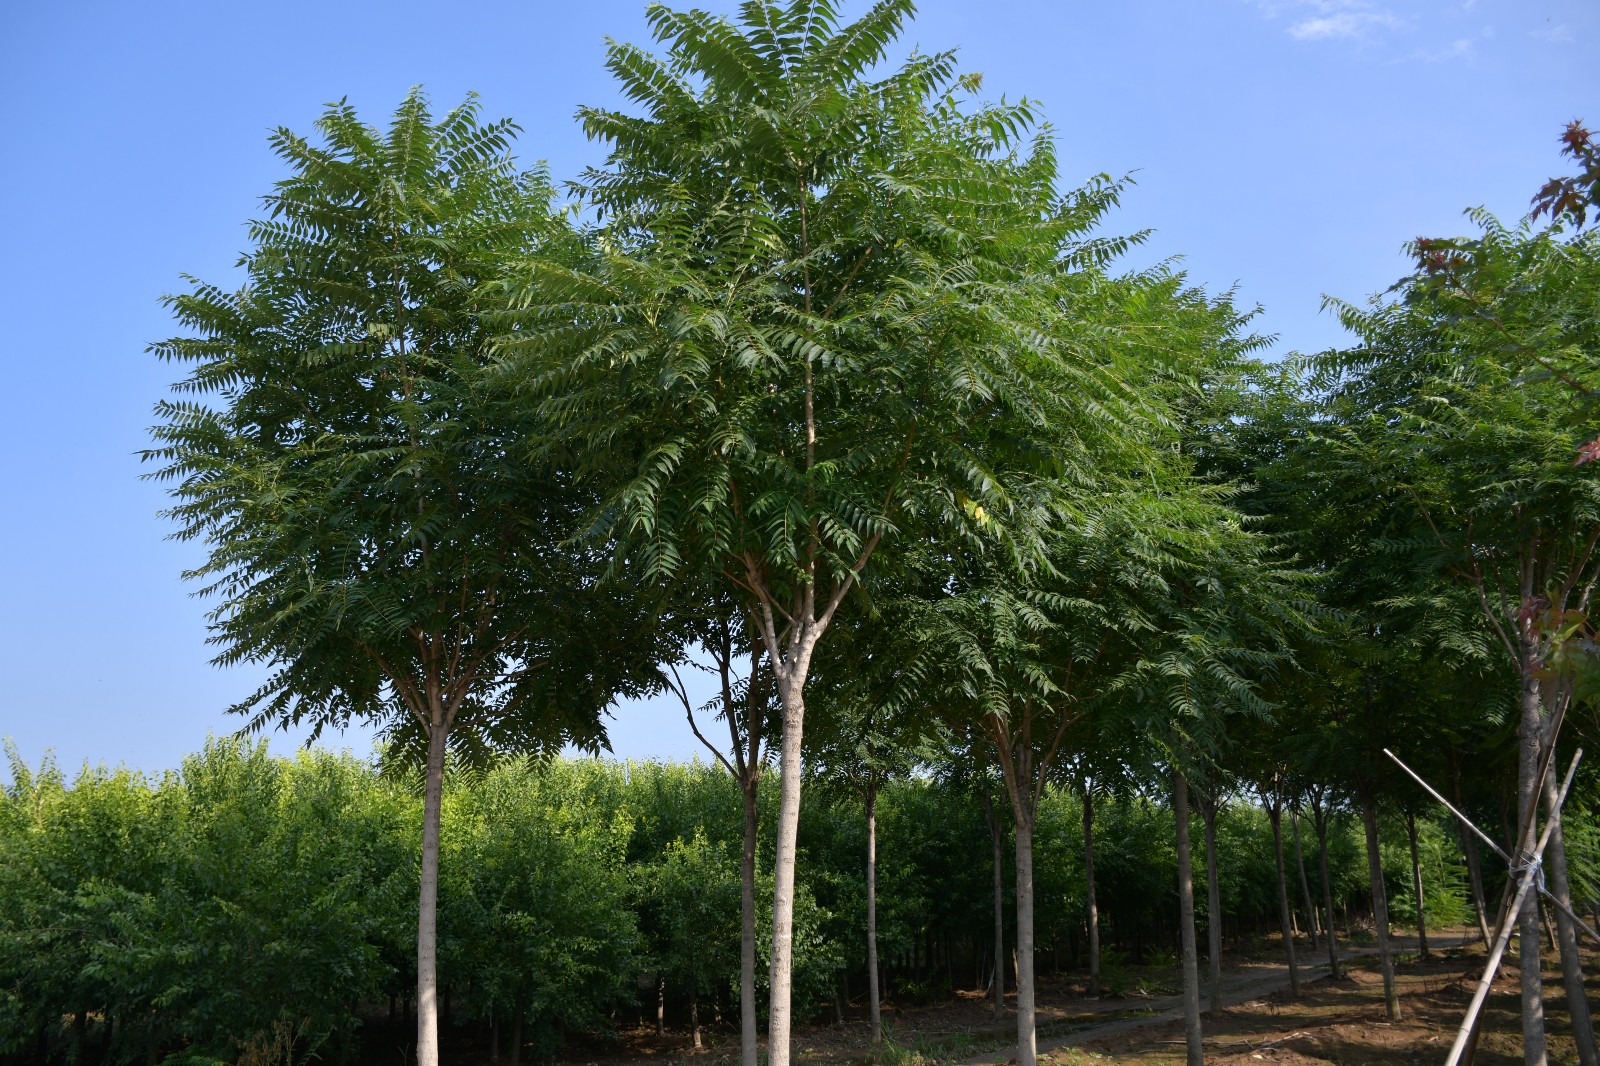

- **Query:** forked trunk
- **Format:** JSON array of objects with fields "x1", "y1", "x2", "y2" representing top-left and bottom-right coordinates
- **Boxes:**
[
  {"x1": 1083, "y1": 789, "x2": 1101, "y2": 998},
  {"x1": 740, "y1": 778, "x2": 760, "y2": 1066},
  {"x1": 1013, "y1": 812, "x2": 1038, "y2": 1066},
  {"x1": 1515, "y1": 672, "x2": 1547, "y2": 1066},
  {"x1": 1291, "y1": 811, "x2": 1320, "y2": 949},
  {"x1": 1359, "y1": 793, "x2": 1399, "y2": 1021},
  {"x1": 1173, "y1": 771, "x2": 1204, "y2": 1066},
  {"x1": 1200, "y1": 796, "x2": 1223, "y2": 1014},
  {"x1": 866, "y1": 782, "x2": 882, "y2": 1044},
  {"x1": 417, "y1": 722, "x2": 449, "y2": 1066},
  {"x1": 1404, "y1": 812, "x2": 1429, "y2": 957},
  {"x1": 1268, "y1": 804, "x2": 1300, "y2": 999}
]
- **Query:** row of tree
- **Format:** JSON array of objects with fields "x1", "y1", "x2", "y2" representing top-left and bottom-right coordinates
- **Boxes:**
[
  {"x1": 100, "y1": 0, "x2": 1600, "y2": 1064},
  {"x1": 3, "y1": 739, "x2": 1538, "y2": 1063}
]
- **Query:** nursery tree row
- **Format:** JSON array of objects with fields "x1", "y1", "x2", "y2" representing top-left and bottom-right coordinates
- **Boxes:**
[{"x1": 1, "y1": 739, "x2": 1541, "y2": 1063}]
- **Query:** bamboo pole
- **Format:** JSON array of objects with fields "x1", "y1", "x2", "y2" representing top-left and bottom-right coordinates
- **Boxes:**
[{"x1": 1442, "y1": 748, "x2": 1582, "y2": 1066}]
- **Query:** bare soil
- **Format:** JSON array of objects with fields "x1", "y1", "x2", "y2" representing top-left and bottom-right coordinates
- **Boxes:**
[{"x1": 547, "y1": 934, "x2": 1599, "y2": 1066}]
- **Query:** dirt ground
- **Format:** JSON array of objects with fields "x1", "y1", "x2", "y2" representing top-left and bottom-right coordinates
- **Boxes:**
[
  {"x1": 558, "y1": 936, "x2": 1599, "y2": 1066},
  {"x1": 1066, "y1": 945, "x2": 1600, "y2": 1066}
]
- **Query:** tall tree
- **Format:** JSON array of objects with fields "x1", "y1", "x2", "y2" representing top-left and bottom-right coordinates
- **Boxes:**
[
  {"x1": 511, "y1": 5, "x2": 1155, "y2": 1061},
  {"x1": 1317, "y1": 199, "x2": 1600, "y2": 1060},
  {"x1": 145, "y1": 93, "x2": 660, "y2": 1066}
]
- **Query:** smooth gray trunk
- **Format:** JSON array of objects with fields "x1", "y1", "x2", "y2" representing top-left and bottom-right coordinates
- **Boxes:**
[
  {"x1": 1291, "y1": 810, "x2": 1320, "y2": 950},
  {"x1": 1405, "y1": 812, "x2": 1430, "y2": 957},
  {"x1": 417, "y1": 723, "x2": 448, "y2": 1066},
  {"x1": 740, "y1": 780, "x2": 760, "y2": 1066},
  {"x1": 1540, "y1": 747, "x2": 1597, "y2": 1066},
  {"x1": 1201, "y1": 797, "x2": 1223, "y2": 1014},
  {"x1": 766, "y1": 668, "x2": 810, "y2": 1066},
  {"x1": 1083, "y1": 789, "x2": 1100, "y2": 998},
  {"x1": 866, "y1": 783, "x2": 882, "y2": 1044},
  {"x1": 1269, "y1": 805, "x2": 1300, "y2": 999},
  {"x1": 1013, "y1": 814, "x2": 1037, "y2": 1066},
  {"x1": 1516, "y1": 673, "x2": 1548, "y2": 1066},
  {"x1": 1359, "y1": 793, "x2": 1399, "y2": 1021},
  {"x1": 1174, "y1": 771, "x2": 1204, "y2": 1066}
]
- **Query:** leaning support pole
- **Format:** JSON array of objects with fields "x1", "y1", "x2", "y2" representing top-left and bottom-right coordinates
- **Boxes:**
[
  {"x1": 1384, "y1": 749, "x2": 1600, "y2": 945},
  {"x1": 1443, "y1": 748, "x2": 1583, "y2": 1066}
]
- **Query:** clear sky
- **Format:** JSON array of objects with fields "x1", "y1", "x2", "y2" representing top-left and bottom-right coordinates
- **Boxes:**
[{"x1": 1, "y1": 0, "x2": 1594, "y2": 779}]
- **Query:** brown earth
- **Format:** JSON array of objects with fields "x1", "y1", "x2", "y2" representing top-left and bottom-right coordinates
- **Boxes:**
[{"x1": 544, "y1": 935, "x2": 1598, "y2": 1066}]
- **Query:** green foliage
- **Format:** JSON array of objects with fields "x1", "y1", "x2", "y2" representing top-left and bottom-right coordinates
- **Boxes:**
[{"x1": 1, "y1": 745, "x2": 1395, "y2": 1060}]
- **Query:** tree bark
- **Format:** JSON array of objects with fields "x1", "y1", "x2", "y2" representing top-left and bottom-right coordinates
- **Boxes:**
[
  {"x1": 740, "y1": 778, "x2": 760, "y2": 1066},
  {"x1": 1404, "y1": 811, "x2": 1430, "y2": 958},
  {"x1": 1013, "y1": 812, "x2": 1038, "y2": 1066},
  {"x1": 691, "y1": 991, "x2": 703, "y2": 1050},
  {"x1": 1173, "y1": 771, "x2": 1204, "y2": 1066},
  {"x1": 1291, "y1": 810, "x2": 1320, "y2": 950},
  {"x1": 1515, "y1": 672, "x2": 1548, "y2": 1066},
  {"x1": 1083, "y1": 788, "x2": 1100, "y2": 998},
  {"x1": 1449, "y1": 765, "x2": 1493, "y2": 946},
  {"x1": 766, "y1": 668, "x2": 810, "y2": 1066},
  {"x1": 866, "y1": 781, "x2": 882, "y2": 1045},
  {"x1": 1313, "y1": 802, "x2": 1341, "y2": 978},
  {"x1": 983, "y1": 791, "x2": 1006, "y2": 1021},
  {"x1": 1540, "y1": 752, "x2": 1598, "y2": 1066},
  {"x1": 1359, "y1": 792, "x2": 1399, "y2": 1021},
  {"x1": 1269, "y1": 803, "x2": 1300, "y2": 999},
  {"x1": 417, "y1": 722, "x2": 448, "y2": 1066},
  {"x1": 1200, "y1": 794, "x2": 1224, "y2": 1014}
]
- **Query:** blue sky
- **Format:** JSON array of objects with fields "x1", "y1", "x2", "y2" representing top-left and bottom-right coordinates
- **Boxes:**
[{"x1": 1, "y1": 0, "x2": 1594, "y2": 779}]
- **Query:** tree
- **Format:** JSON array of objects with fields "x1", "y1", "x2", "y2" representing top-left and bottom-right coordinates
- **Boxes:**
[
  {"x1": 511, "y1": 4, "x2": 1156, "y2": 1061},
  {"x1": 1316, "y1": 203, "x2": 1600, "y2": 1061},
  {"x1": 660, "y1": 596, "x2": 776, "y2": 1066},
  {"x1": 145, "y1": 92, "x2": 661, "y2": 1066}
]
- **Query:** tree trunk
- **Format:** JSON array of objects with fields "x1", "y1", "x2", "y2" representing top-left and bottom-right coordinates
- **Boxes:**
[
  {"x1": 766, "y1": 668, "x2": 811, "y2": 1066},
  {"x1": 691, "y1": 991, "x2": 703, "y2": 1050},
  {"x1": 1359, "y1": 792, "x2": 1399, "y2": 1021},
  {"x1": 1515, "y1": 672, "x2": 1548, "y2": 1066},
  {"x1": 866, "y1": 781, "x2": 882, "y2": 1045},
  {"x1": 983, "y1": 791, "x2": 1006, "y2": 1021},
  {"x1": 1201, "y1": 796, "x2": 1224, "y2": 1014},
  {"x1": 1269, "y1": 804, "x2": 1300, "y2": 999},
  {"x1": 1291, "y1": 810, "x2": 1320, "y2": 949},
  {"x1": 1083, "y1": 789, "x2": 1101, "y2": 998},
  {"x1": 511, "y1": 1003, "x2": 524, "y2": 1066},
  {"x1": 1540, "y1": 753, "x2": 1598, "y2": 1066},
  {"x1": 657, "y1": 976, "x2": 666, "y2": 1037},
  {"x1": 740, "y1": 777, "x2": 760, "y2": 1066},
  {"x1": 417, "y1": 722, "x2": 449, "y2": 1066},
  {"x1": 1404, "y1": 812, "x2": 1430, "y2": 958},
  {"x1": 1013, "y1": 812, "x2": 1038, "y2": 1066},
  {"x1": 1314, "y1": 807, "x2": 1341, "y2": 978},
  {"x1": 1173, "y1": 771, "x2": 1204, "y2": 1066}
]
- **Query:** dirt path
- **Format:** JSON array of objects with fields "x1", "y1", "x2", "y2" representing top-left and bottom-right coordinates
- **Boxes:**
[{"x1": 963, "y1": 930, "x2": 1478, "y2": 1063}]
